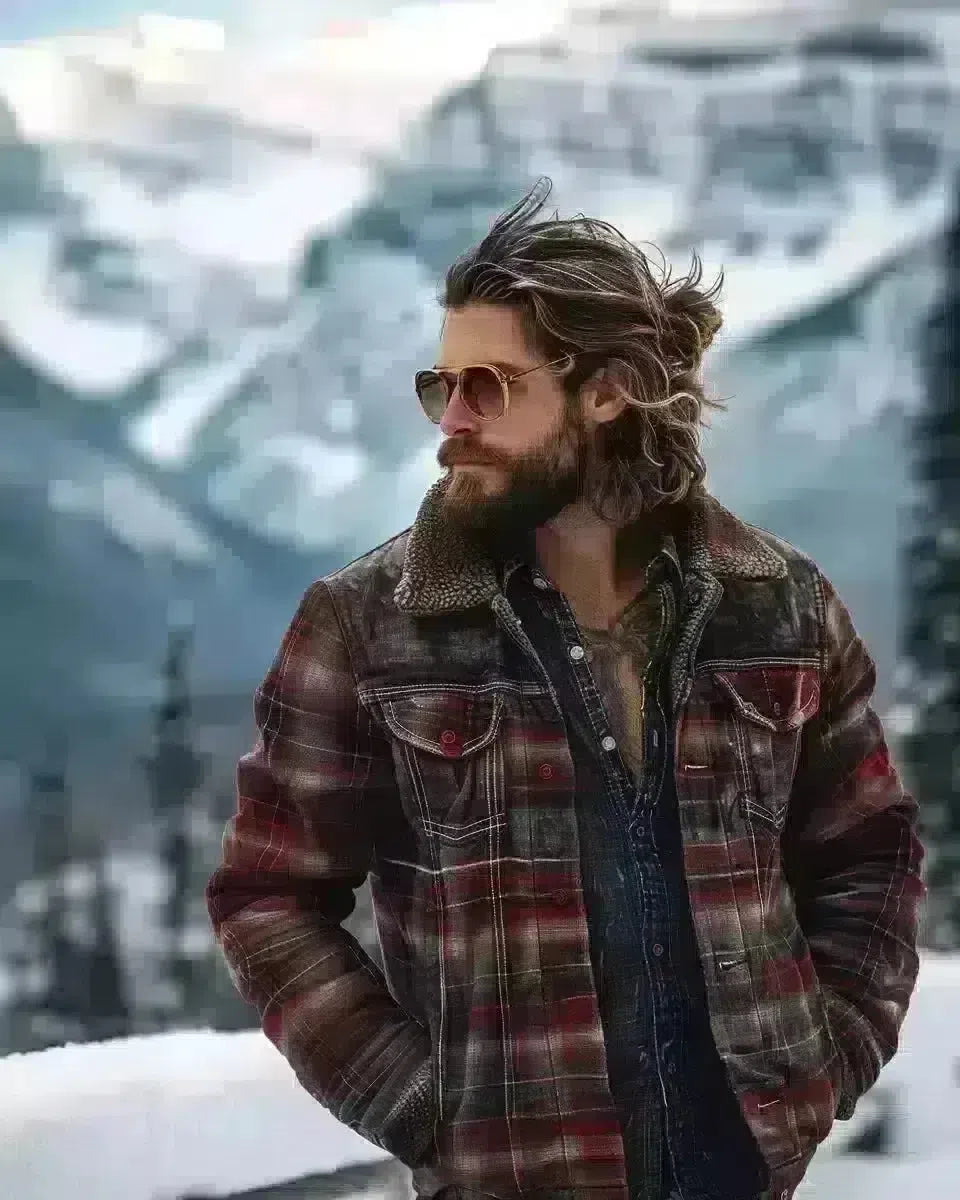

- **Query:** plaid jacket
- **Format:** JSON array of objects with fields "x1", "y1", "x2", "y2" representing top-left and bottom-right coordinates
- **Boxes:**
[{"x1": 207, "y1": 480, "x2": 925, "y2": 1200}]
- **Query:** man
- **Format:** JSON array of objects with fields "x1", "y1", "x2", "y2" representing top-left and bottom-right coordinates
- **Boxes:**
[{"x1": 207, "y1": 179, "x2": 925, "y2": 1200}]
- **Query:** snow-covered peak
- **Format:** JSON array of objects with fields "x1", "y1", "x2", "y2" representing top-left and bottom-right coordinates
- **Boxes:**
[
  {"x1": 0, "y1": 3, "x2": 568, "y2": 151},
  {"x1": 0, "y1": 225, "x2": 172, "y2": 394}
]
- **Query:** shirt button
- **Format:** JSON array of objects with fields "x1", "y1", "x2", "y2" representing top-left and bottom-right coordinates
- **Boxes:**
[
  {"x1": 652, "y1": 943, "x2": 664, "y2": 957},
  {"x1": 551, "y1": 889, "x2": 571, "y2": 906},
  {"x1": 569, "y1": 645, "x2": 585, "y2": 661},
  {"x1": 537, "y1": 762, "x2": 554, "y2": 779},
  {"x1": 601, "y1": 735, "x2": 617, "y2": 751}
]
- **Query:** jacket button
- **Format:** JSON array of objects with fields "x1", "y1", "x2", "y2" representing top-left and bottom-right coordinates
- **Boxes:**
[
  {"x1": 440, "y1": 729, "x2": 462, "y2": 757},
  {"x1": 538, "y1": 763, "x2": 554, "y2": 779}
]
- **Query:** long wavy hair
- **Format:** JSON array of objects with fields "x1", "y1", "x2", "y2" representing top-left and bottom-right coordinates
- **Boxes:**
[{"x1": 441, "y1": 176, "x2": 726, "y2": 522}]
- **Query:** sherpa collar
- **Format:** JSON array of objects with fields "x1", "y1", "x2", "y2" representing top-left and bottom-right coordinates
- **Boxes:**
[{"x1": 394, "y1": 477, "x2": 786, "y2": 616}]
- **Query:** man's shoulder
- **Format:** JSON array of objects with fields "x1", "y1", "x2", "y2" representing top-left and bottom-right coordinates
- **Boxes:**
[
  {"x1": 698, "y1": 491, "x2": 822, "y2": 586},
  {"x1": 313, "y1": 525, "x2": 413, "y2": 599},
  {"x1": 697, "y1": 501, "x2": 832, "y2": 665},
  {"x1": 742, "y1": 519, "x2": 820, "y2": 579}
]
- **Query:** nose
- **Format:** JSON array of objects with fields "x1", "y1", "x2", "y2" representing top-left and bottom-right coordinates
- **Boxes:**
[{"x1": 438, "y1": 382, "x2": 481, "y2": 439}]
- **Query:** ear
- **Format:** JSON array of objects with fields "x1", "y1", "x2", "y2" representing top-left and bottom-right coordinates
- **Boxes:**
[
  {"x1": 579, "y1": 367, "x2": 607, "y2": 406},
  {"x1": 580, "y1": 365, "x2": 631, "y2": 427}
]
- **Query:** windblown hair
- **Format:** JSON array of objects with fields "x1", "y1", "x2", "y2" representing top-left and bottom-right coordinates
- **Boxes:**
[{"x1": 441, "y1": 176, "x2": 726, "y2": 521}]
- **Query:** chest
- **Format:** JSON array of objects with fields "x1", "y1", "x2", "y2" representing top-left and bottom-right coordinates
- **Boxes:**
[
  {"x1": 359, "y1": 659, "x2": 818, "y2": 856},
  {"x1": 555, "y1": 576, "x2": 647, "y2": 636}
]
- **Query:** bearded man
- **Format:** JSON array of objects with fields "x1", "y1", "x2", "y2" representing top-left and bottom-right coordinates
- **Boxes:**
[{"x1": 207, "y1": 178, "x2": 925, "y2": 1200}]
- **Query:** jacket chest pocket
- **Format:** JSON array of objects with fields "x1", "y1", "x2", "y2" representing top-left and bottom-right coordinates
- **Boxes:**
[
  {"x1": 359, "y1": 683, "x2": 507, "y2": 848},
  {"x1": 714, "y1": 666, "x2": 820, "y2": 832}
]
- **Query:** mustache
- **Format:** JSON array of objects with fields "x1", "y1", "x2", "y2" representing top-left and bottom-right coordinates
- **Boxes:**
[{"x1": 440, "y1": 443, "x2": 503, "y2": 466}]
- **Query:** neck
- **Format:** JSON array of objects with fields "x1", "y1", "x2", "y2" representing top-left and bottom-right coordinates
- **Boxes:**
[{"x1": 534, "y1": 511, "x2": 657, "y2": 601}]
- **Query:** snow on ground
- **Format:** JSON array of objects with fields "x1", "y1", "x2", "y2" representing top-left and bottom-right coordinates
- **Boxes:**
[
  {"x1": 0, "y1": 1027, "x2": 391, "y2": 1200},
  {"x1": 801, "y1": 1152, "x2": 960, "y2": 1196},
  {"x1": 0, "y1": 953, "x2": 956, "y2": 1200}
]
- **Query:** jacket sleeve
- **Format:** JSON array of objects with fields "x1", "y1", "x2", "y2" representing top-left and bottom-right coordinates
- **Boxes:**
[
  {"x1": 784, "y1": 570, "x2": 926, "y2": 1121},
  {"x1": 206, "y1": 580, "x2": 435, "y2": 1166}
]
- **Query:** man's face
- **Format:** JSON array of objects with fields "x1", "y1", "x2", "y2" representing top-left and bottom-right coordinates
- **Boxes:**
[{"x1": 433, "y1": 303, "x2": 592, "y2": 558}]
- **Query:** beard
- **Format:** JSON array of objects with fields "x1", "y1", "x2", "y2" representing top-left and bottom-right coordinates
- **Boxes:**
[{"x1": 438, "y1": 401, "x2": 593, "y2": 563}]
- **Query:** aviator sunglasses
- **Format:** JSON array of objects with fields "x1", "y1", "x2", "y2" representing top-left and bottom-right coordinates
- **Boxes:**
[{"x1": 415, "y1": 355, "x2": 577, "y2": 424}]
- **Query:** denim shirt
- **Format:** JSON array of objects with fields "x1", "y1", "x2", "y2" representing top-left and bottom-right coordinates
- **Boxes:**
[{"x1": 502, "y1": 543, "x2": 768, "y2": 1200}]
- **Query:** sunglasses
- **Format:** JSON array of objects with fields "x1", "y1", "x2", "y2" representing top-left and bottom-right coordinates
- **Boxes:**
[{"x1": 415, "y1": 355, "x2": 576, "y2": 424}]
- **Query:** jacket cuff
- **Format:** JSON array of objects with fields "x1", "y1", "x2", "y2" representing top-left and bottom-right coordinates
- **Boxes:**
[{"x1": 377, "y1": 1054, "x2": 436, "y2": 1167}]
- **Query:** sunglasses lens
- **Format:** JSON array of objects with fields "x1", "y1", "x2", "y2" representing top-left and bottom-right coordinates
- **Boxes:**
[
  {"x1": 415, "y1": 372, "x2": 451, "y2": 423},
  {"x1": 416, "y1": 367, "x2": 506, "y2": 422},
  {"x1": 461, "y1": 366, "x2": 505, "y2": 419}
]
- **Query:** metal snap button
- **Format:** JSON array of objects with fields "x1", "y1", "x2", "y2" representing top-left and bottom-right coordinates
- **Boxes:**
[{"x1": 440, "y1": 729, "x2": 462, "y2": 757}]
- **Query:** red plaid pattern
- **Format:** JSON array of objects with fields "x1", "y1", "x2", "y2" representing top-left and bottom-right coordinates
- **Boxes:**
[{"x1": 207, "y1": 483, "x2": 925, "y2": 1200}]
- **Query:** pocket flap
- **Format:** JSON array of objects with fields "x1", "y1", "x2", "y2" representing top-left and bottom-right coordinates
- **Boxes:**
[
  {"x1": 714, "y1": 666, "x2": 820, "y2": 733},
  {"x1": 360, "y1": 685, "x2": 505, "y2": 759}
]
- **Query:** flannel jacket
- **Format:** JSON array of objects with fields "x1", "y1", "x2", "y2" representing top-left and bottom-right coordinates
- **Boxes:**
[{"x1": 206, "y1": 478, "x2": 926, "y2": 1200}]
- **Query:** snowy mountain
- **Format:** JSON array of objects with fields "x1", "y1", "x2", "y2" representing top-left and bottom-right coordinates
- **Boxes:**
[
  {"x1": 352, "y1": 3, "x2": 957, "y2": 712},
  {"x1": 177, "y1": 2, "x2": 958, "y2": 710},
  {"x1": 0, "y1": 0, "x2": 957, "y2": 883}
]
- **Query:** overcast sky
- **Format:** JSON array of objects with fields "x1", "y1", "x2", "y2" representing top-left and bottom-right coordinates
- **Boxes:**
[
  {"x1": 0, "y1": 3, "x2": 777, "y2": 46},
  {"x1": 0, "y1": 1, "x2": 457, "y2": 43}
]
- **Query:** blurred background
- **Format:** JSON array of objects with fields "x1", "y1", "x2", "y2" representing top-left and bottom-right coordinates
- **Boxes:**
[{"x1": 0, "y1": 0, "x2": 959, "y2": 1197}]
